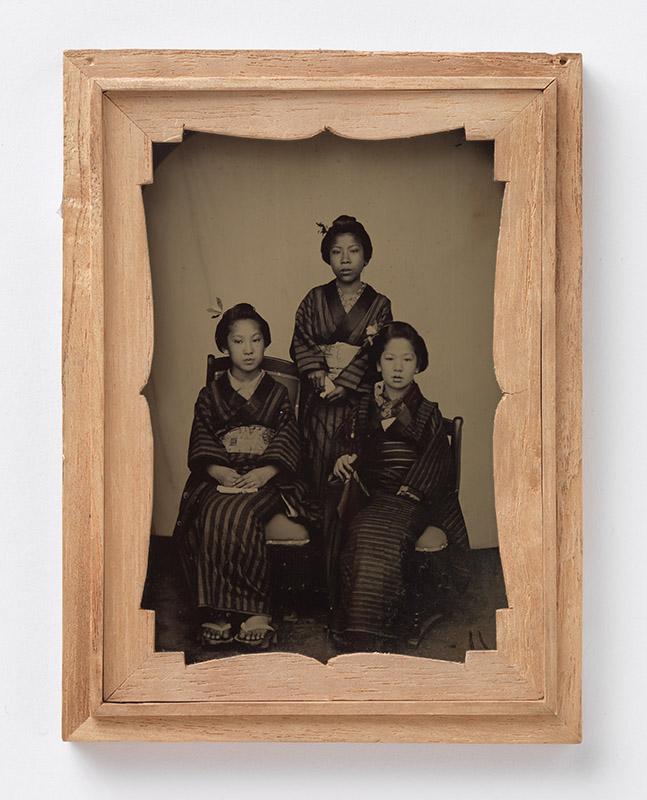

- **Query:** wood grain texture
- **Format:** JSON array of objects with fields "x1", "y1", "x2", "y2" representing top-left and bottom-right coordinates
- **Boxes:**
[
  {"x1": 102, "y1": 95, "x2": 156, "y2": 696},
  {"x1": 69, "y1": 712, "x2": 577, "y2": 743},
  {"x1": 552, "y1": 56, "x2": 582, "y2": 739},
  {"x1": 94, "y1": 699, "x2": 554, "y2": 717},
  {"x1": 491, "y1": 93, "x2": 545, "y2": 694},
  {"x1": 65, "y1": 48, "x2": 573, "y2": 88},
  {"x1": 62, "y1": 51, "x2": 582, "y2": 742},
  {"x1": 62, "y1": 58, "x2": 104, "y2": 740},
  {"x1": 540, "y1": 80, "x2": 558, "y2": 710},
  {"x1": 102, "y1": 86, "x2": 548, "y2": 708},
  {"x1": 107, "y1": 89, "x2": 538, "y2": 143},
  {"x1": 94, "y1": 76, "x2": 553, "y2": 91},
  {"x1": 109, "y1": 651, "x2": 537, "y2": 703}
]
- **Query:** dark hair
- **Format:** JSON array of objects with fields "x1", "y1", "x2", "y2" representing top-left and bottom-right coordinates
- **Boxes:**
[
  {"x1": 214, "y1": 303, "x2": 272, "y2": 353},
  {"x1": 370, "y1": 321, "x2": 429, "y2": 373},
  {"x1": 320, "y1": 215, "x2": 373, "y2": 265}
]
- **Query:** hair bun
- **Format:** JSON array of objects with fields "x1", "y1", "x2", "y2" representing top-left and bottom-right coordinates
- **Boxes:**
[
  {"x1": 214, "y1": 303, "x2": 271, "y2": 353},
  {"x1": 320, "y1": 214, "x2": 373, "y2": 265}
]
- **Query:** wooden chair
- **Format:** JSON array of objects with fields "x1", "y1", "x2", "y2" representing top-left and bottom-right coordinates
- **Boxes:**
[
  {"x1": 407, "y1": 415, "x2": 465, "y2": 647},
  {"x1": 206, "y1": 355, "x2": 313, "y2": 618}
]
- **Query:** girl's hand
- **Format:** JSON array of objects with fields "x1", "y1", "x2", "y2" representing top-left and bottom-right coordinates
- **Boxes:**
[
  {"x1": 235, "y1": 465, "x2": 278, "y2": 490},
  {"x1": 325, "y1": 385, "x2": 347, "y2": 402},
  {"x1": 208, "y1": 465, "x2": 242, "y2": 487},
  {"x1": 308, "y1": 369, "x2": 327, "y2": 392},
  {"x1": 333, "y1": 453, "x2": 358, "y2": 482}
]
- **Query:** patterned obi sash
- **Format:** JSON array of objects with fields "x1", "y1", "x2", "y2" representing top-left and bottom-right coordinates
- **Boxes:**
[
  {"x1": 219, "y1": 425, "x2": 275, "y2": 455},
  {"x1": 320, "y1": 342, "x2": 361, "y2": 379}
]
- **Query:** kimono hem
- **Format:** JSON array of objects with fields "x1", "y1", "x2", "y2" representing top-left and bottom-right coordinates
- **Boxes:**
[
  {"x1": 333, "y1": 383, "x2": 472, "y2": 639},
  {"x1": 289, "y1": 280, "x2": 393, "y2": 593},
  {"x1": 173, "y1": 372, "x2": 317, "y2": 616}
]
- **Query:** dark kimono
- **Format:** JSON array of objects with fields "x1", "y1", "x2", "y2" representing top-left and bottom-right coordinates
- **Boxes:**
[
  {"x1": 290, "y1": 280, "x2": 392, "y2": 585},
  {"x1": 173, "y1": 372, "x2": 313, "y2": 616},
  {"x1": 333, "y1": 383, "x2": 471, "y2": 640}
]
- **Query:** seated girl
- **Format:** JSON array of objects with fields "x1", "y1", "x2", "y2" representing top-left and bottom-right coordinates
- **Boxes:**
[
  {"x1": 173, "y1": 303, "x2": 315, "y2": 649},
  {"x1": 331, "y1": 322, "x2": 471, "y2": 650}
]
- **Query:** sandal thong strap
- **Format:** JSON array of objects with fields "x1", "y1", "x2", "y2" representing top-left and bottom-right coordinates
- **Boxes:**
[
  {"x1": 201, "y1": 621, "x2": 232, "y2": 633},
  {"x1": 238, "y1": 620, "x2": 275, "y2": 636},
  {"x1": 201, "y1": 621, "x2": 233, "y2": 644},
  {"x1": 234, "y1": 619, "x2": 276, "y2": 648}
]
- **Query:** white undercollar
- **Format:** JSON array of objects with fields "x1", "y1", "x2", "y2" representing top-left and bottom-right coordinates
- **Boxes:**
[{"x1": 227, "y1": 369, "x2": 265, "y2": 399}]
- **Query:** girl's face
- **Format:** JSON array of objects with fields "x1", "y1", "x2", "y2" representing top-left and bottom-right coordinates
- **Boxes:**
[
  {"x1": 329, "y1": 233, "x2": 366, "y2": 284},
  {"x1": 378, "y1": 337, "x2": 418, "y2": 391},
  {"x1": 225, "y1": 319, "x2": 265, "y2": 375}
]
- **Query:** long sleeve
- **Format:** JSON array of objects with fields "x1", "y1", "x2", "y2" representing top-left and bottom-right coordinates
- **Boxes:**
[
  {"x1": 257, "y1": 389, "x2": 301, "y2": 475},
  {"x1": 290, "y1": 291, "x2": 327, "y2": 375},
  {"x1": 333, "y1": 298, "x2": 392, "y2": 392},
  {"x1": 187, "y1": 386, "x2": 231, "y2": 472},
  {"x1": 400, "y1": 405, "x2": 450, "y2": 502}
]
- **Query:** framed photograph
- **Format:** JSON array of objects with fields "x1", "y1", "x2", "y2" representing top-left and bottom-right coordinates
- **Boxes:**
[{"x1": 62, "y1": 50, "x2": 582, "y2": 742}]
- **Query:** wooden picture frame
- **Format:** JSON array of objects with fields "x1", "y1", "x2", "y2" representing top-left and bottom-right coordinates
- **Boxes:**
[{"x1": 62, "y1": 50, "x2": 582, "y2": 743}]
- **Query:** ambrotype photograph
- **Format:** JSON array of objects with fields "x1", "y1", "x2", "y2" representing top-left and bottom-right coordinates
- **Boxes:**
[{"x1": 141, "y1": 130, "x2": 508, "y2": 663}]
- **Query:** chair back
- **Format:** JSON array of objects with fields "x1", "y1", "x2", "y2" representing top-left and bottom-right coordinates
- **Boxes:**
[
  {"x1": 442, "y1": 416, "x2": 463, "y2": 495},
  {"x1": 206, "y1": 355, "x2": 301, "y2": 416}
]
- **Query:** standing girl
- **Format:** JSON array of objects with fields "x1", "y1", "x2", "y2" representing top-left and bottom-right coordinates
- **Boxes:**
[
  {"x1": 331, "y1": 322, "x2": 471, "y2": 649},
  {"x1": 174, "y1": 303, "x2": 314, "y2": 649},
  {"x1": 290, "y1": 215, "x2": 392, "y2": 592}
]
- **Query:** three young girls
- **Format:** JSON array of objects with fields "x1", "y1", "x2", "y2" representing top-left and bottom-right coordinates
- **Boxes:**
[{"x1": 175, "y1": 218, "x2": 470, "y2": 653}]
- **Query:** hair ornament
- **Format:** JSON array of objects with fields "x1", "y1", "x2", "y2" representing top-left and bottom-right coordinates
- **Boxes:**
[
  {"x1": 365, "y1": 323, "x2": 379, "y2": 345},
  {"x1": 316, "y1": 221, "x2": 328, "y2": 236},
  {"x1": 207, "y1": 297, "x2": 224, "y2": 320}
]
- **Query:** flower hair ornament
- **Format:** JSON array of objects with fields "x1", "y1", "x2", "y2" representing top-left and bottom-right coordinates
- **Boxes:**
[
  {"x1": 365, "y1": 323, "x2": 379, "y2": 345},
  {"x1": 315, "y1": 221, "x2": 328, "y2": 236},
  {"x1": 206, "y1": 297, "x2": 224, "y2": 320}
]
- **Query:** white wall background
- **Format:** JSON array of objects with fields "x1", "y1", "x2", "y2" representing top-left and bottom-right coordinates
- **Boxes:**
[{"x1": 1, "y1": 0, "x2": 645, "y2": 797}]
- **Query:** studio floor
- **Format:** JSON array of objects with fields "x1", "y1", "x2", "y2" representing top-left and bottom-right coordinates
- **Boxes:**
[{"x1": 142, "y1": 536, "x2": 508, "y2": 664}]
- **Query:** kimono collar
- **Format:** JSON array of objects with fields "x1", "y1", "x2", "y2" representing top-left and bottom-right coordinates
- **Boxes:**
[
  {"x1": 227, "y1": 369, "x2": 265, "y2": 400},
  {"x1": 323, "y1": 279, "x2": 378, "y2": 343},
  {"x1": 336, "y1": 281, "x2": 366, "y2": 313},
  {"x1": 372, "y1": 380, "x2": 424, "y2": 435},
  {"x1": 374, "y1": 380, "x2": 399, "y2": 420},
  {"x1": 214, "y1": 370, "x2": 273, "y2": 423}
]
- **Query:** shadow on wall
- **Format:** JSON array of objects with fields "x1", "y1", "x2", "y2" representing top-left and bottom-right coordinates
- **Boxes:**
[{"x1": 142, "y1": 130, "x2": 504, "y2": 549}]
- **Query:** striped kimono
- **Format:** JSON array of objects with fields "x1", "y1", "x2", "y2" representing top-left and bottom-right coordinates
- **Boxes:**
[
  {"x1": 290, "y1": 280, "x2": 392, "y2": 587},
  {"x1": 173, "y1": 372, "x2": 314, "y2": 616},
  {"x1": 333, "y1": 383, "x2": 471, "y2": 640}
]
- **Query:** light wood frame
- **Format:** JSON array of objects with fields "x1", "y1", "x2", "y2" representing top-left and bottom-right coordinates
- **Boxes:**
[{"x1": 62, "y1": 50, "x2": 582, "y2": 743}]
